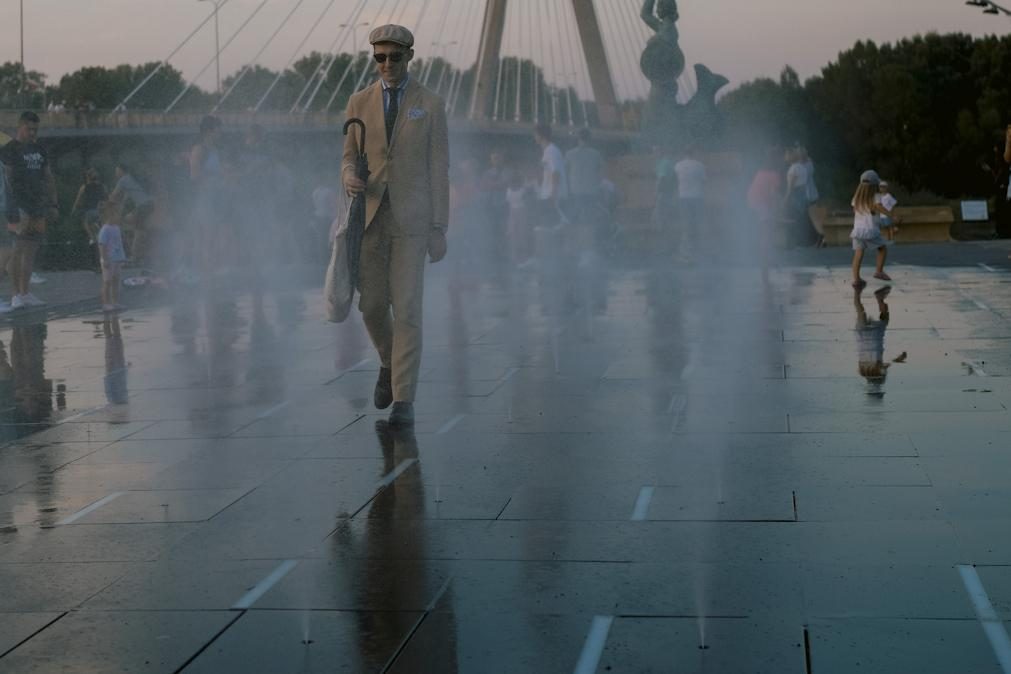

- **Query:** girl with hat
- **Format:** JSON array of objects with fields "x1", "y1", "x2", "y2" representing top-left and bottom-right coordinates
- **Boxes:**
[{"x1": 850, "y1": 170, "x2": 893, "y2": 289}]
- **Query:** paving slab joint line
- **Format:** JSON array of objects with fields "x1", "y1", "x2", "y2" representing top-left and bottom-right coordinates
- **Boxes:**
[
  {"x1": 0, "y1": 611, "x2": 68, "y2": 659},
  {"x1": 380, "y1": 575, "x2": 453, "y2": 673},
  {"x1": 346, "y1": 458, "x2": 420, "y2": 519},
  {"x1": 958, "y1": 564, "x2": 1011, "y2": 673},
  {"x1": 803, "y1": 626, "x2": 813, "y2": 674},
  {"x1": 171, "y1": 611, "x2": 245, "y2": 674}
]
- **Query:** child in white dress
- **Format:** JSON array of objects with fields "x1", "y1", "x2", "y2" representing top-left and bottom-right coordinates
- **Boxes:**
[{"x1": 850, "y1": 170, "x2": 893, "y2": 289}]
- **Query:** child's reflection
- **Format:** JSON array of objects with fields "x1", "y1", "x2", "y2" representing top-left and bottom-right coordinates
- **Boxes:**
[{"x1": 854, "y1": 286, "x2": 906, "y2": 397}]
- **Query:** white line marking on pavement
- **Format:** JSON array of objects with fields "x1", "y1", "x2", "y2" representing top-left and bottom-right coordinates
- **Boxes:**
[
  {"x1": 500, "y1": 367, "x2": 519, "y2": 383},
  {"x1": 631, "y1": 487, "x2": 655, "y2": 521},
  {"x1": 573, "y1": 615, "x2": 614, "y2": 674},
  {"x1": 436, "y1": 414, "x2": 466, "y2": 435},
  {"x1": 964, "y1": 360, "x2": 990, "y2": 377},
  {"x1": 670, "y1": 396, "x2": 688, "y2": 433},
  {"x1": 958, "y1": 565, "x2": 1011, "y2": 673},
  {"x1": 256, "y1": 400, "x2": 291, "y2": 420},
  {"x1": 666, "y1": 393, "x2": 681, "y2": 415},
  {"x1": 979, "y1": 263, "x2": 998, "y2": 273},
  {"x1": 974, "y1": 300, "x2": 992, "y2": 312},
  {"x1": 232, "y1": 560, "x2": 299, "y2": 610},
  {"x1": 57, "y1": 492, "x2": 125, "y2": 525},
  {"x1": 57, "y1": 404, "x2": 109, "y2": 425},
  {"x1": 326, "y1": 358, "x2": 374, "y2": 384},
  {"x1": 377, "y1": 459, "x2": 418, "y2": 490}
]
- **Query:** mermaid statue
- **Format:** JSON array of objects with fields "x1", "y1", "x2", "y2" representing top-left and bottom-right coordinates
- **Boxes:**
[{"x1": 639, "y1": 0, "x2": 729, "y2": 147}]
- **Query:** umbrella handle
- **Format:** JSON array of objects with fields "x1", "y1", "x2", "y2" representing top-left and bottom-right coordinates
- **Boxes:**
[{"x1": 343, "y1": 118, "x2": 366, "y2": 156}]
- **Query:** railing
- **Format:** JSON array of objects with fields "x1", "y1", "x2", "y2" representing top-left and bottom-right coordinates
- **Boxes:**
[
  {"x1": 1, "y1": 109, "x2": 638, "y2": 139},
  {"x1": 0, "y1": 109, "x2": 349, "y2": 132}
]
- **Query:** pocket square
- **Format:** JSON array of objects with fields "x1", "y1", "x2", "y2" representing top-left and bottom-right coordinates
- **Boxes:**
[{"x1": 408, "y1": 107, "x2": 426, "y2": 120}]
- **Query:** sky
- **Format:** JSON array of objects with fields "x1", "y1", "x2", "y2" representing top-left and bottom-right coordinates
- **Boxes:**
[{"x1": 0, "y1": 0, "x2": 1006, "y2": 102}]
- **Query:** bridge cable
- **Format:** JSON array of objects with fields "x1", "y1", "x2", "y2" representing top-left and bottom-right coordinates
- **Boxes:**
[
  {"x1": 116, "y1": 0, "x2": 234, "y2": 110},
  {"x1": 614, "y1": 0, "x2": 650, "y2": 100},
  {"x1": 528, "y1": 0, "x2": 538, "y2": 122},
  {"x1": 596, "y1": 0, "x2": 632, "y2": 101},
  {"x1": 566, "y1": 0, "x2": 592, "y2": 125},
  {"x1": 404, "y1": 0, "x2": 434, "y2": 39},
  {"x1": 421, "y1": 0, "x2": 454, "y2": 86},
  {"x1": 556, "y1": 0, "x2": 580, "y2": 126},
  {"x1": 538, "y1": 0, "x2": 558, "y2": 125},
  {"x1": 350, "y1": 0, "x2": 396, "y2": 93},
  {"x1": 490, "y1": 3, "x2": 508, "y2": 120},
  {"x1": 622, "y1": 0, "x2": 659, "y2": 100},
  {"x1": 445, "y1": 0, "x2": 481, "y2": 115},
  {"x1": 304, "y1": 2, "x2": 371, "y2": 113},
  {"x1": 512, "y1": 0, "x2": 523, "y2": 122},
  {"x1": 433, "y1": 0, "x2": 467, "y2": 97},
  {"x1": 382, "y1": 0, "x2": 409, "y2": 27},
  {"x1": 258, "y1": 0, "x2": 361, "y2": 112},
  {"x1": 215, "y1": 0, "x2": 312, "y2": 112},
  {"x1": 165, "y1": 0, "x2": 270, "y2": 113},
  {"x1": 598, "y1": 0, "x2": 638, "y2": 102},
  {"x1": 297, "y1": 0, "x2": 370, "y2": 112},
  {"x1": 591, "y1": 0, "x2": 623, "y2": 107},
  {"x1": 546, "y1": 0, "x2": 572, "y2": 126},
  {"x1": 561, "y1": 0, "x2": 590, "y2": 126}
]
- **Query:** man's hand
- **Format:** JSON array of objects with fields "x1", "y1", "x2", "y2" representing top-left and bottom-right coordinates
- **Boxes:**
[
  {"x1": 344, "y1": 175, "x2": 366, "y2": 195},
  {"x1": 428, "y1": 230, "x2": 447, "y2": 263}
]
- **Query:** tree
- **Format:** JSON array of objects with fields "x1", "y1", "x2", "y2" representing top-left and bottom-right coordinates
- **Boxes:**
[
  {"x1": 218, "y1": 64, "x2": 304, "y2": 112},
  {"x1": 57, "y1": 63, "x2": 211, "y2": 111},
  {"x1": 0, "y1": 62, "x2": 48, "y2": 109}
]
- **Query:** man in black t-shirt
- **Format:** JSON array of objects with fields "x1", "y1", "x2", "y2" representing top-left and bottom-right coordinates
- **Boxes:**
[{"x1": 0, "y1": 112, "x2": 57, "y2": 309}]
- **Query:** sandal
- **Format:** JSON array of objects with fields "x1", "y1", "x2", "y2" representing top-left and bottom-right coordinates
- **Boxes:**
[
  {"x1": 873, "y1": 272, "x2": 892, "y2": 281},
  {"x1": 852, "y1": 279, "x2": 867, "y2": 289}
]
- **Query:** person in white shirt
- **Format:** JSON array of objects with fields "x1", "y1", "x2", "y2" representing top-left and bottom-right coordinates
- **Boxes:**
[
  {"x1": 783, "y1": 147, "x2": 818, "y2": 246},
  {"x1": 674, "y1": 145, "x2": 707, "y2": 255},
  {"x1": 876, "y1": 180, "x2": 900, "y2": 240},
  {"x1": 108, "y1": 163, "x2": 153, "y2": 262},
  {"x1": 97, "y1": 202, "x2": 128, "y2": 311},
  {"x1": 534, "y1": 124, "x2": 567, "y2": 225}
]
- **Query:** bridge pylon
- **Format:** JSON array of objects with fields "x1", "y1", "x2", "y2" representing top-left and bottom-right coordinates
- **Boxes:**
[{"x1": 467, "y1": 0, "x2": 621, "y2": 129}]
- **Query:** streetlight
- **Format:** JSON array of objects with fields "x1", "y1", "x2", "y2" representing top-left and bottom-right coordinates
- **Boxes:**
[
  {"x1": 966, "y1": 0, "x2": 1011, "y2": 16},
  {"x1": 199, "y1": 0, "x2": 224, "y2": 97},
  {"x1": 19, "y1": 0, "x2": 25, "y2": 103}
]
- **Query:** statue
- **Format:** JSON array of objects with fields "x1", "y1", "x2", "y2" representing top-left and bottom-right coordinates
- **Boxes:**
[{"x1": 639, "y1": 0, "x2": 728, "y2": 147}]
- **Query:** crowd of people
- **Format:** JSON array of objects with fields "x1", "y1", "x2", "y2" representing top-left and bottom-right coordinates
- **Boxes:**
[{"x1": 1, "y1": 110, "x2": 347, "y2": 314}]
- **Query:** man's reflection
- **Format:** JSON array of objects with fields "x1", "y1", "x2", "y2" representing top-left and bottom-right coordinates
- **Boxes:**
[
  {"x1": 11, "y1": 323, "x2": 52, "y2": 427},
  {"x1": 854, "y1": 286, "x2": 906, "y2": 398},
  {"x1": 103, "y1": 317, "x2": 128, "y2": 406},
  {"x1": 331, "y1": 422, "x2": 459, "y2": 671}
]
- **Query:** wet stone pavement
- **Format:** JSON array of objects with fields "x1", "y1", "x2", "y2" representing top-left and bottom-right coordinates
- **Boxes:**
[{"x1": 1, "y1": 242, "x2": 1011, "y2": 673}]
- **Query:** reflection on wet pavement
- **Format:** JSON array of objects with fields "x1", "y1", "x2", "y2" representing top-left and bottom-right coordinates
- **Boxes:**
[{"x1": 1, "y1": 251, "x2": 1011, "y2": 672}]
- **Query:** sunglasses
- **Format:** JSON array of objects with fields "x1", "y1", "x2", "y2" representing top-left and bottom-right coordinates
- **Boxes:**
[{"x1": 373, "y1": 52, "x2": 406, "y2": 64}]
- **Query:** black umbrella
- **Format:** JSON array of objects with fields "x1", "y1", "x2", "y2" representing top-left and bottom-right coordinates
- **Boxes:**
[{"x1": 342, "y1": 117, "x2": 370, "y2": 289}]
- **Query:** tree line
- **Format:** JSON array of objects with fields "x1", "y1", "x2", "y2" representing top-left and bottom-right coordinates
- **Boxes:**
[
  {"x1": 0, "y1": 52, "x2": 591, "y2": 124},
  {"x1": 718, "y1": 32, "x2": 1011, "y2": 201}
]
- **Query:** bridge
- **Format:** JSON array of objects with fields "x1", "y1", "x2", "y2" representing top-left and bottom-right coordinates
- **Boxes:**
[{"x1": 3, "y1": 0, "x2": 703, "y2": 141}]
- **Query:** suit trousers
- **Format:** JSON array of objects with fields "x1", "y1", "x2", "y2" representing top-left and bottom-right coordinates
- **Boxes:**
[{"x1": 358, "y1": 198, "x2": 429, "y2": 403}]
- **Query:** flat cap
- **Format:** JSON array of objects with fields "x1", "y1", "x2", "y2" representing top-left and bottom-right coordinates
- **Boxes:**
[{"x1": 369, "y1": 24, "x2": 414, "y2": 48}]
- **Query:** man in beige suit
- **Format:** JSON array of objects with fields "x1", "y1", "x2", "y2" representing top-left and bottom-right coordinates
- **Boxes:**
[{"x1": 343, "y1": 24, "x2": 450, "y2": 427}]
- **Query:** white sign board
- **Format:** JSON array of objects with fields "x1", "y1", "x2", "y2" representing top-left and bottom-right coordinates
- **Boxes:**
[{"x1": 961, "y1": 200, "x2": 989, "y2": 222}]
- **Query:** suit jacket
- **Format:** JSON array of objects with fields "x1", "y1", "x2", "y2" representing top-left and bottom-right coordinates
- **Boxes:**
[{"x1": 342, "y1": 78, "x2": 450, "y2": 234}]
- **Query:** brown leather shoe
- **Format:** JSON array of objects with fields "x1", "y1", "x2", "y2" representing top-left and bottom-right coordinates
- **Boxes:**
[
  {"x1": 374, "y1": 368, "x2": 393, "y2": 410},
  {"x1": 389, "y1": 402, "x2": 414, "y2": 427}
]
